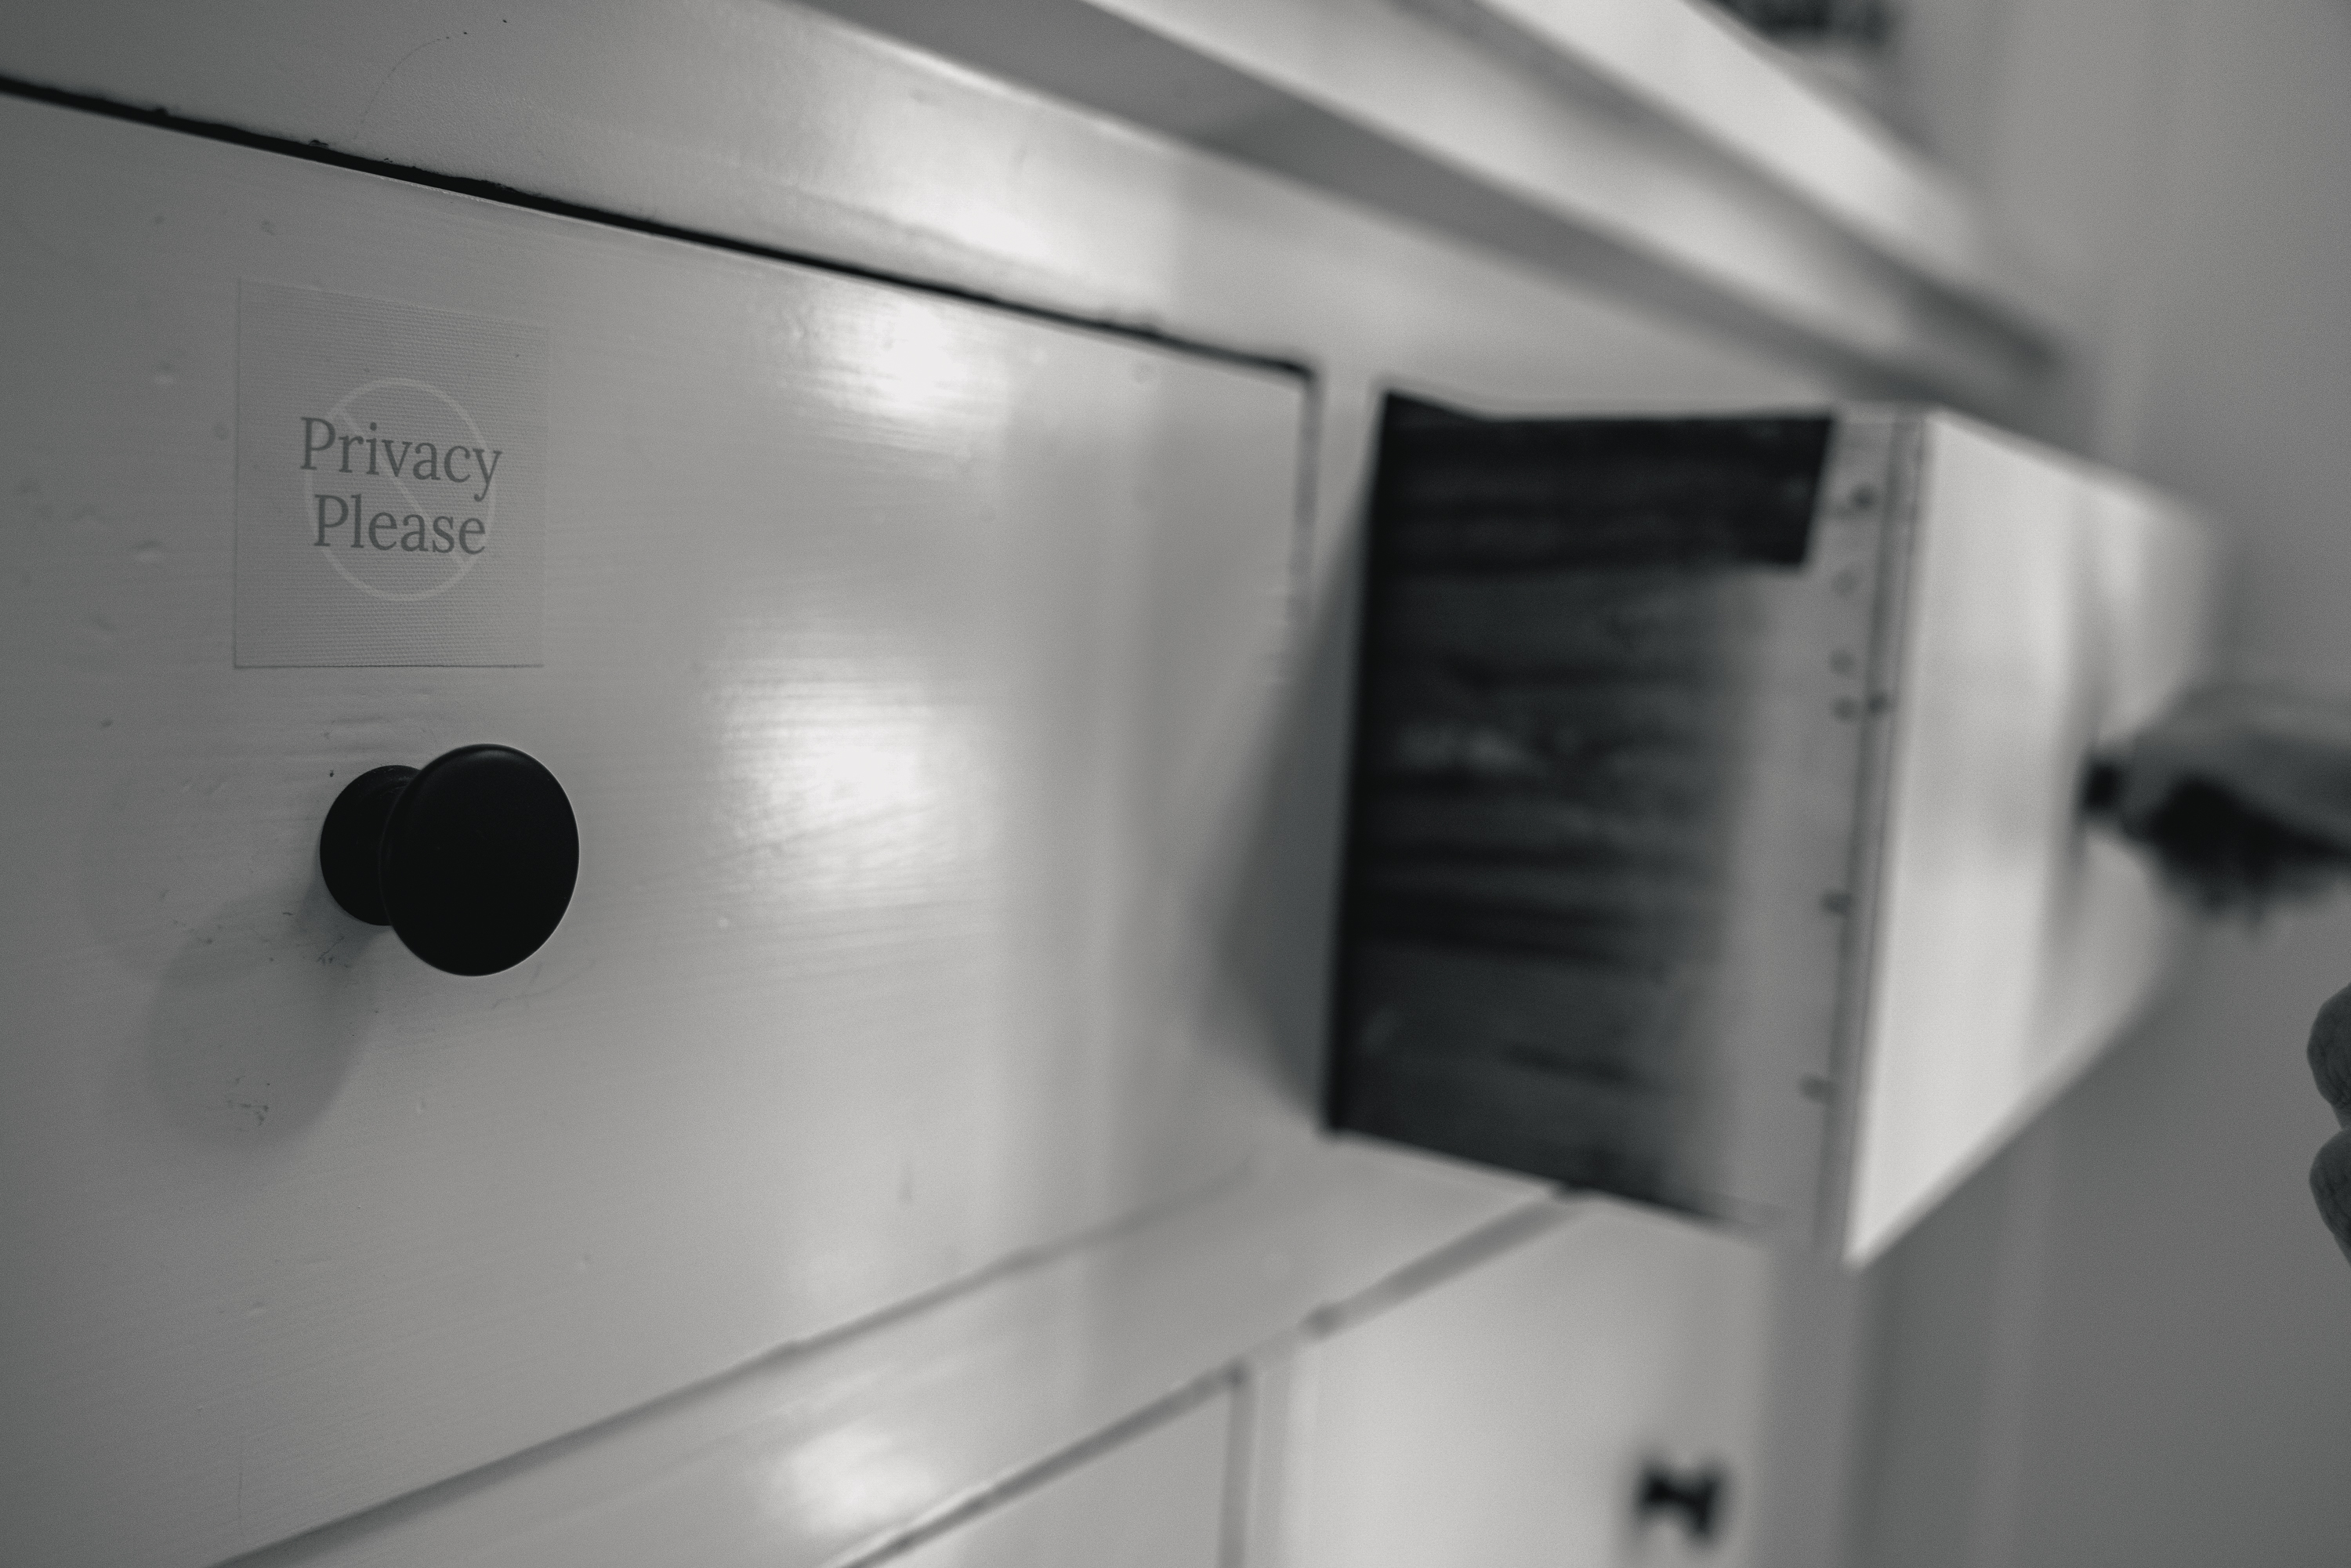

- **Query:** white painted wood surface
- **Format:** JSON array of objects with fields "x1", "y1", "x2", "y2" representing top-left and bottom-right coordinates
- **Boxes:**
[
  {"x1": 1420, "y1": 0, "x2": 2047, "y2": 320},
  {"x1": 0, "y1": 0, "x2": 1846, "y2": 677},
  {"x1": 1841, "y1": 412, "x2": 2222, "y2": 1263},
  {"x1": 886, "y1": 1396, "x2": 1231, "y2": 1568},
  {"x1": 0, "y1": 96, "x2": 1322, "y2": 1567},
  {"x1": 211, "y1": 1143, "x2": 1547, "y2": 1567},
  {"x1": 0, "y1": 7, "x2": 1934, "y2": 1564},
  {"x1": 2, "y1": 0, "x2": 2047, "y2": 408},
  {"x1": 1281, "y1": 1199, "x2": 1771, "y2": 1568},
  {"x1": 807, "y1": 0, "x2": 2055, "y2": 404}
]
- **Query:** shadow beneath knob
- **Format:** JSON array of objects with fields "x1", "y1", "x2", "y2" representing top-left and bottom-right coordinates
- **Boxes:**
[{"x1": 140, "y1": 874, "x2": 386, "y2": 1146}]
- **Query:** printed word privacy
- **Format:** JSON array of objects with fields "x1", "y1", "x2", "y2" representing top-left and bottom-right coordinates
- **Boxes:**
[{"x1": 300, "y1": 416, "x2": 502, "y2": 504}]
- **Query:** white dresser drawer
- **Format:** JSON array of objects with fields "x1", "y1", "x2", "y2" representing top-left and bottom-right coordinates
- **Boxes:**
[
  {"x1": 0, "y1": 96, "x2": 1306, "y2": 1567},
  {"x1": 1284, "y1": 1200, "x2": 1770, "y2": 1568}
]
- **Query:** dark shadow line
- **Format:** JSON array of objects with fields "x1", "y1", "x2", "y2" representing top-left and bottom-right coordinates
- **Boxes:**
[{"x1": 0, "y1": 72, "x2": 1316, "y2": 385}]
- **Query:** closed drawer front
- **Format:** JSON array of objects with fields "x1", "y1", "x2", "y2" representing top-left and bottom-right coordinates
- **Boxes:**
[
  {"x1": 1284, "y1": 1199, "x2": 1770, "y2": 1568},
  {"x1": 0, "y1": 96, "x2": 1307, "y2": 1567}
]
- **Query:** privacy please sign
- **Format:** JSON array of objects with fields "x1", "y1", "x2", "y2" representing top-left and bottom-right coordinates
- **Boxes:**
[{"x1": 234, "y1": 281, "x2": 547, "y2": 666}]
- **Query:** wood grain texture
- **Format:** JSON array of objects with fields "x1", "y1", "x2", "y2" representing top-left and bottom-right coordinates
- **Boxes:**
[
  {"x1": 1329, "y1": 398, "x2": 1847, "y2": 1220},
  {"x1": 0, "y1": 97, "x2": 1313, "y2": 1567}
]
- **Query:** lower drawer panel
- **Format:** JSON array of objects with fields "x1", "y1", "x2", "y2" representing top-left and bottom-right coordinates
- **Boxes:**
[{"x1": 1284, "y1": 1199, "x2": 1770, "y2": 1568}]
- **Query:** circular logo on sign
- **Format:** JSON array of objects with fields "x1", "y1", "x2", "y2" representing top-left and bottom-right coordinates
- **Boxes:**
[{"x1": 302, "y1": 378, "x2": 499, "y2": 603}]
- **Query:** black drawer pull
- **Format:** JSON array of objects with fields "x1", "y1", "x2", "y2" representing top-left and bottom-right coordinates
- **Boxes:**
[
  {"x1": 320, "y1": 744, "x2": 578, "y2": 976},
  {"x1": 1636, "y1": 1461, "x2": 1726, "y2": 1542}
]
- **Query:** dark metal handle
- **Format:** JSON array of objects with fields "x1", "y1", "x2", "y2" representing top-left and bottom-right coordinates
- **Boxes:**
[
  {"x1": 1636, "y1": 1461, "x2": 1726, "y2": 1543},
  {"x1": 319, "y1": 744, "x2": 578, "y2": 976}
]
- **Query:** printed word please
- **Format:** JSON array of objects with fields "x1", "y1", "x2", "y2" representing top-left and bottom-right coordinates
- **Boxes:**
[{"x1": 313, "y1": 493, "x2": 484, "y2": 554}]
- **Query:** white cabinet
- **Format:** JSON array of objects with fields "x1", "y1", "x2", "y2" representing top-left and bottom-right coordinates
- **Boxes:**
[
  {"x1": 1282, "y1": 1200, "x2": 1770, "y2": 1568},
  {"x1": 0, "y1": 96, "x2": 1307, "y2": 1567},
  {"x1": 0, "y1": 2, "x2": 2100, "y2": 1561}
]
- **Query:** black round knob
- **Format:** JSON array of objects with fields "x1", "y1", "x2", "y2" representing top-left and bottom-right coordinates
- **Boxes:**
[
  {"x1": 1636, "y1": 1461, "x2": 1726, "y2": 1542},
  {"x1": 318, "y1": 744, "x2": 579, "y2": 976}
]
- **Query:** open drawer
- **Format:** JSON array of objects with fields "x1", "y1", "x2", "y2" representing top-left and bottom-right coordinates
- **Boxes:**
[{"x1": 1328, "y1": 399, "x2": 2222, "y2": 1263}]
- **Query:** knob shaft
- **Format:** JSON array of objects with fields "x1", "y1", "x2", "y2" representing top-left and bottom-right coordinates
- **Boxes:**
[{"x1": 319, "y1": 744, "x2": 579, "y2": 976}]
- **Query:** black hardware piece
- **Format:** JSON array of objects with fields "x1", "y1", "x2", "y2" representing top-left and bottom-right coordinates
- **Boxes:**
[
  {"x1": 1636, "y1": 1461, "x2": 1726, "y2": 1542},
  {"x1": 319, "y1": 744, "x2": 579, "y2": 976}
]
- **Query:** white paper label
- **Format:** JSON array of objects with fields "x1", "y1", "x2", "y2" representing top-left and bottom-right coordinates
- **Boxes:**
[{"x1": 235, "y1": 281, "x2": 547, "y2": 666}]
